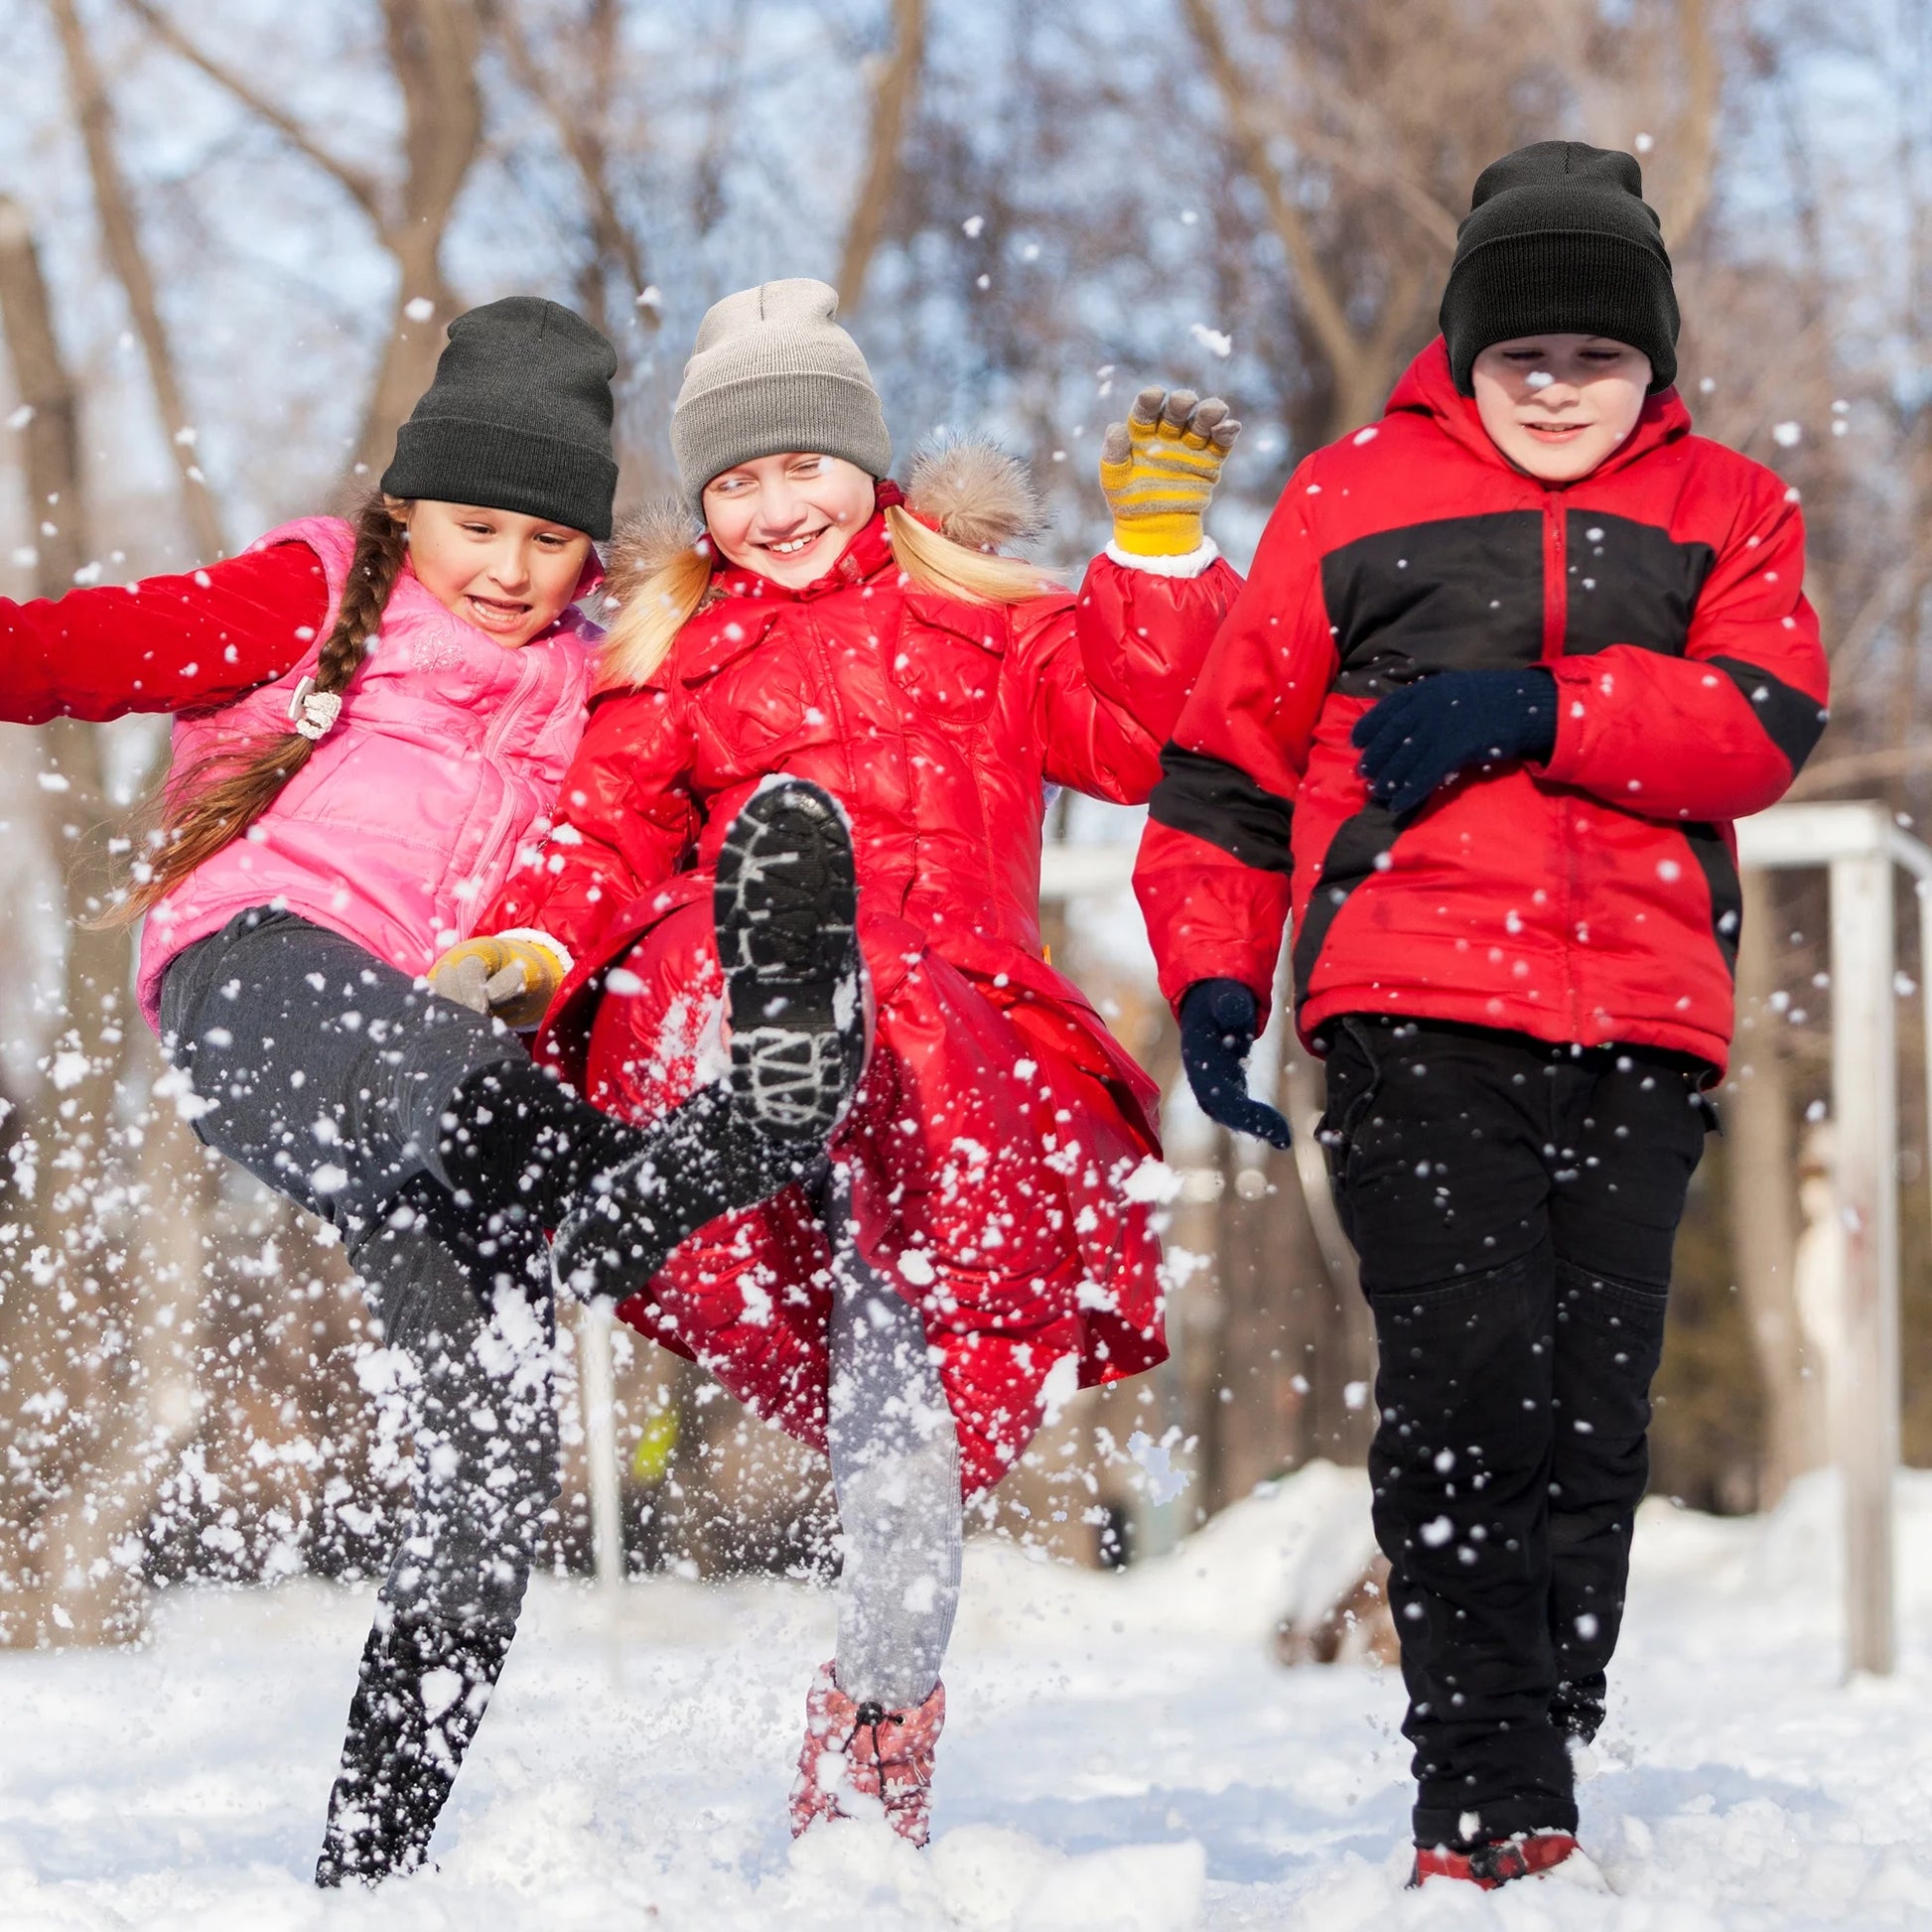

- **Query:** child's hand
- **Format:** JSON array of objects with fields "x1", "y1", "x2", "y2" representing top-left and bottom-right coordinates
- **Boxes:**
[
  {"x1": 1178, "y1": 978, "x2": 1293, "y2": 1148},
  {"x1": 429, "y1": 933, "x2": 568, "y2": 1029},
  {"x1": 1100, "y1": 387, "x2": 1241, "y2": 558},
  {"x1": 1351, "y1": 668, "x2": 1559, "y2": 817}
]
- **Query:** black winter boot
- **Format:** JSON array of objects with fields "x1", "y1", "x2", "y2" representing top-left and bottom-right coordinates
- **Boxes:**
[
  {"x1": 715, "y1": 777, "x2": 866, "y2": 1140},
  {"x1": 551, "y1": 779, "x2": 867, "y2": 1301},
  {"x1": 313, "y1": 1609, "x2": 515, "y2": 1888},
  {"x1": 435, "y1": 1056, "x2": 643, "y2": 1227}
]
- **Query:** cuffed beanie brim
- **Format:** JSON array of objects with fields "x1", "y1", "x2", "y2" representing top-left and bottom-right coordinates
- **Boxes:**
[
  {"x1": 1439, "y1": 141, "x2": 1680, "y2": 394},
  {"x1": 671, "y1": 280, "x2": 892, "y2": 508},
  {"x1": 383, "y1": 416, "x2": 619, "y2": 541},
  {"x1": 379, "y1": 296, "x2": 619, "y2": 538},
  {"x1": 1442, "y1": 230, "x2": 1679, "y2": 392},
  {"x1": 672, "y1": 373, "x2": 893, "y2": 509}
]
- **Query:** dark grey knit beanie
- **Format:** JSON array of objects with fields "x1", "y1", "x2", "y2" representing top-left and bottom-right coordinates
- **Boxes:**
[
  {"x1": 381, "y1": 297, "x2": 619, "y2": 539},
  {"x1": 1439, "y1": 141, "x2": 1679, "y2": 395}
]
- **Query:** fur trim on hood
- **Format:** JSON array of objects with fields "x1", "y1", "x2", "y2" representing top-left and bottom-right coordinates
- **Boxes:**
[
  {"x1": 903, "y1": 440, "x2": 1041, "y2": 551},
  {"x1": 604, "y1": 439, "x2": 1041, "y2": 602}
]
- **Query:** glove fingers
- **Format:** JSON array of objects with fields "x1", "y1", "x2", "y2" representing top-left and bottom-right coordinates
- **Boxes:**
[
  {"x1": 1209, "y1": 1088, "x2": 1294, "y2": 1149},
  {"x1": 484, "y1": 962, "x2": 529, "y2": 1006},
  {"x1": 1181, "y1": 398, "x2": 1229, "y2": 450},
  {"x1": 1366, "y1": 739, "x2": 1436, "y2": 804},
  {"x1": 1159, "y1": 389, "x2": 1200, "y2": 433},
  {"x1": 1209, "y1": 417, "x2": 1241, "y2": 452},
  {"x1": 1100, "y1": 422, "x2": 1132, "y2": 467},
  {"x1": 1234, "y1": 1098, "x2": 1296, "y2": 1150},
  {"x1": 1129, "y1": 385, "x2": 1167, "y2": 429},
  {"x1": 1349, "y1": 681, "x2": 1432, "y2": 750},
  {"x1": 438, "y1": 956, "x2": 492, "y2": 1016},
  {"x1": 1388, "y1": 776, "x2": 1440, "y2": 818},
  {"x1": 1352, "y1": 707, "x2": 1420, "y2": 765}
]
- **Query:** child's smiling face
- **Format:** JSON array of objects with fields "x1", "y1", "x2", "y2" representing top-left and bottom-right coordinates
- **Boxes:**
[
  {"x1": 1471, "y1": 336, "x2": 1653, "y2": 483},
  {"x1": 702, "y1": 454, "x2": 877, "y2": 589},
  {"x1": 397, "y1": 499, "x2": 594, "y2": 646}
]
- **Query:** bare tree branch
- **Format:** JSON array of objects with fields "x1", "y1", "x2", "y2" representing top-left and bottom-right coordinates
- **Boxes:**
[
  {"x1": 0, "y1": 197, "x2": 86, "y2": 591},
  {"x1": 48, "y1": 0, "x2": 226, "y2": 560},
  {"x1": 118, "y1": 0, "x2": 386, "y2": 224},
  {"x1": 0, "y1": 193, "x2": 177, "y2": 1646},
  {"x1": 490, "y1": 0, "x2": 655, "y2": 329},
  {"x1": 1181, "y1": 0, "x2": 1356, "y2": 374},
  {"x1": 837, "y1": 0, "x2": 926, "y2": 311},
  {"x1": 1661, "y1": 0, "x2": 1724, "y2": 243},
  {"x1": 354, "y1": 0, "x2": 484, "y2": 480}
]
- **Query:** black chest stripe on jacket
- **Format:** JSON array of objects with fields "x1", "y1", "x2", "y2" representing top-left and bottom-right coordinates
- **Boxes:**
[
  {"x1": 1320, "y1": 512, "x2": 1544, "y2": 697},
  {"x1": 1149, "y1": 744, "x2": 1295, "y2": 872},
  {"x1": 1562, "y1": 511, "x2": 1716, "y2": 659},
  {"x1": 1679, "y1": 822, "x2": 1741, "y2": 978},
  {"x1": 1291, "y1": 801, "x2": 1402, "y2": 1002},
  {"x1": 1709, "y1": 656, "x2": 1829, "y2": 774}
]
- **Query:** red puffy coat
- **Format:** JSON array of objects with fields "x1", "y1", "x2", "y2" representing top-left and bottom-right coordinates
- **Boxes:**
[
  {"x1": 1135, "y1": 339, "x2": 1829, "y2": 1073},
  {"x1": 487, "y1": 461, "x2": 1240, "y2": 1492}
]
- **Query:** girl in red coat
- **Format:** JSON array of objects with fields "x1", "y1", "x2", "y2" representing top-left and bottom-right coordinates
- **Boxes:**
[{"x1": 446, "y1": 278, "x2": 1242, "y2": 1840}]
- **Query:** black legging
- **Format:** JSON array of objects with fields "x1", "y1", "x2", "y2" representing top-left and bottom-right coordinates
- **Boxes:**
[{"x1": 159, "y1": 905, "x2": 561, "y2": 1879}]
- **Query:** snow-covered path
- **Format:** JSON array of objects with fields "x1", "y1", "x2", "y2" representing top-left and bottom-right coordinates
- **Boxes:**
[{"x1": 1, "y1": 1465, "x2": 1928, "y2": 1929}]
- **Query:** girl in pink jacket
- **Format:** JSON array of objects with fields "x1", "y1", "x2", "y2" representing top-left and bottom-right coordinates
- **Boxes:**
[{"x1": 0, "y1": 298, "x2": 708, "y2": 1885}]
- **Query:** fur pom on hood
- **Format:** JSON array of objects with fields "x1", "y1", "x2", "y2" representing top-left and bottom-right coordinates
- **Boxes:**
[{"x1": 603, "y1": 439, "x2": 1042, "y2": 606}]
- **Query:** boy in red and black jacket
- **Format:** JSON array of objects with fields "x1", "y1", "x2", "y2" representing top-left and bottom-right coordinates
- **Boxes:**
[{"x1": 1135, "y1": 142, "x2": 1828, "y2": 1888}]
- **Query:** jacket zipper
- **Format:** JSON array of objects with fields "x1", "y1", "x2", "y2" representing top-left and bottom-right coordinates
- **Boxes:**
[
  {"x1": 457, "y1": 643, "x2": 542, "y2": 937},
  {"x1": 1541, "y1": 494, "x2": 1584, "y2": 1039}
]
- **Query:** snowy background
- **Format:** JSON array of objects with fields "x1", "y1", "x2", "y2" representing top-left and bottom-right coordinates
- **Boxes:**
[
  {"x1": 0, "y1": 0, "x2": 1930, "y2": 1918},
  {"x1": 6, "y1": 1463, "x2": 1931, "y2": 1928}
]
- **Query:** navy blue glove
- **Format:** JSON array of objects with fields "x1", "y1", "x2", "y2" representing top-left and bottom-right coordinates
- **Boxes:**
[
  {"x1": 1351, "y1": 667, "x2": 1558, "y2": 817},
  {"x1": 1178, "y1": 978, "x2": 1293, "y2": 1149}
]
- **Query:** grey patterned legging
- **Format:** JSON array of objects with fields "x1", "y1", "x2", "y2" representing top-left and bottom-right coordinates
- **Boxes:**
[{"x1": 821, "y1": 1173, "x2": 964, "y2": 1711}]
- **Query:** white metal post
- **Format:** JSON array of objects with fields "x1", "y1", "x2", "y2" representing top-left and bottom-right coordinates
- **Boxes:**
[
  {"x1": 1828, "y1": 844, "x2": 1899, "y2": 1677},
  {"x1": 576, "y1": 1298, "x2": 624, "y2": 1600},
  {"x1": 1046, "y1": 806, "x2": 1924, "y2": 1677}
]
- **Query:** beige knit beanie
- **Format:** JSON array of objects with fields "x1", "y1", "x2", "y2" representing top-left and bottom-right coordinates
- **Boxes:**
[{"x1": 671, "y1": 279, "x2": 893, "y2": 510}]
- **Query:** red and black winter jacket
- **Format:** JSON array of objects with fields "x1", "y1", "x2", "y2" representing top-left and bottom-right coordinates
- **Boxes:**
[{"x1": 1134, "y1": 338, "x2": 1829, "y2": 1073}]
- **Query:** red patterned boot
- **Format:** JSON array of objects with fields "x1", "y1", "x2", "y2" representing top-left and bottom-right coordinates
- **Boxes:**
[
  {"x1": 788, "y1": 1661, "x2": 946, "y2": 1847},
  {"x1": 1411, "y1": 1831, "x2": 1582, "y2": 1889}
]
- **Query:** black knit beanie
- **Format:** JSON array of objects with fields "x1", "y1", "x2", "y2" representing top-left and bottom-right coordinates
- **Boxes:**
[
  {"x1": 381, "y1": 297, "x2": 619, "y2": 539},
  {"x1": 1439, "y1": 141, "x2": 1679, "y2": 395}
]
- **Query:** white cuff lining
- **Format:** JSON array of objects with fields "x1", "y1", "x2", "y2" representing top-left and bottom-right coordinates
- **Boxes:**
[
  {"x1": 1104, "y1": 536, "x2": 1222, "y2": 579},
  {"x1": 497, "y1": 927, "x2": 575, "y2": 979}
]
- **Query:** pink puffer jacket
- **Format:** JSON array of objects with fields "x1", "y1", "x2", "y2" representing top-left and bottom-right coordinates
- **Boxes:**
[{"x1": 136, "y1": 515, "x2": 597, "y2": 1025}]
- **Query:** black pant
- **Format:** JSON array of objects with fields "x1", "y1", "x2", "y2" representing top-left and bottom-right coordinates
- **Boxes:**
[
  {"x1": 159, "y1": 907, "x2": 560, "y2": 1619},
  {"x1": 1319, "y1": 1017, "x2": 1712, "y2": 1850},
  {"x1": 160, "y1": 908, "x2": 560, "y2": 1876},
  {"x1": 159, "y1": 905, "x2": 524, "y2": 1244}
]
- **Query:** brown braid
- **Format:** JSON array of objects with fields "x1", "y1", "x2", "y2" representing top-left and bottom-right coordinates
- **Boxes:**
[{"x1": 109, "y1": 492, "x2": 409, "y2": 923}]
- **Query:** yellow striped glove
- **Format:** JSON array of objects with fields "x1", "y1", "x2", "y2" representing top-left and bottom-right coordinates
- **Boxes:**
[
  {"x1": 1100, "y1": 386, "x2": 1241, "y2": 559},
  {"x1": 428, "y1": 932, "x2": 570, "y2": 1030}
]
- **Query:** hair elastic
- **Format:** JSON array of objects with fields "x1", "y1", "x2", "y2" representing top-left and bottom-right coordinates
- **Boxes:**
[{"x1": 287, "y1": 674, "x2": 343, "y2": 742}]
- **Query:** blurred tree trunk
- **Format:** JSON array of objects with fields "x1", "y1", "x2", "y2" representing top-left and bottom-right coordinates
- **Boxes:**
[
  {"x1": 1179, "y1": 0, "x2": 1451, "y2": 441},
  {"x1": 0, "y1": 196, "x2": 206, "y2": 1644},
  {"x1": 352, "y1": 0, "x2": 483, "y2": 478},
  {"x1": 837, "y1": 0, "x2": 926, "y2": 311},
  {"x1": 122, "y1": 0, "x2": 485, "y2": 484},
  {"x1": 491, "y1": 0, "x2": 656, "y2": 347},
  {"x1": 46, "y1": 0, "x2": 226, "y2": 561},
  {"x1": 1192, "y1": 1023, "x2": 1374, "y2": 1511},
  {"x1": 1726, "y1": 869, "x2": 1822, "y2": 1500}
]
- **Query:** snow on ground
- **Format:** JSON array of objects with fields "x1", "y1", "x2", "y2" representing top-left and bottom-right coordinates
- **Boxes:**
[{"x1": 2, "y1": 1464, "x2": 1930, "y2": 1929}]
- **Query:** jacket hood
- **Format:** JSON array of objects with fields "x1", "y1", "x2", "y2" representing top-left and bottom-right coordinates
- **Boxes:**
[
  {"x1": 603, "y1": 438, "x2": 1042, "y2": 606},
  {"x1": 1386, "y1": 336, "x2": 1691, "y2": 479}
]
